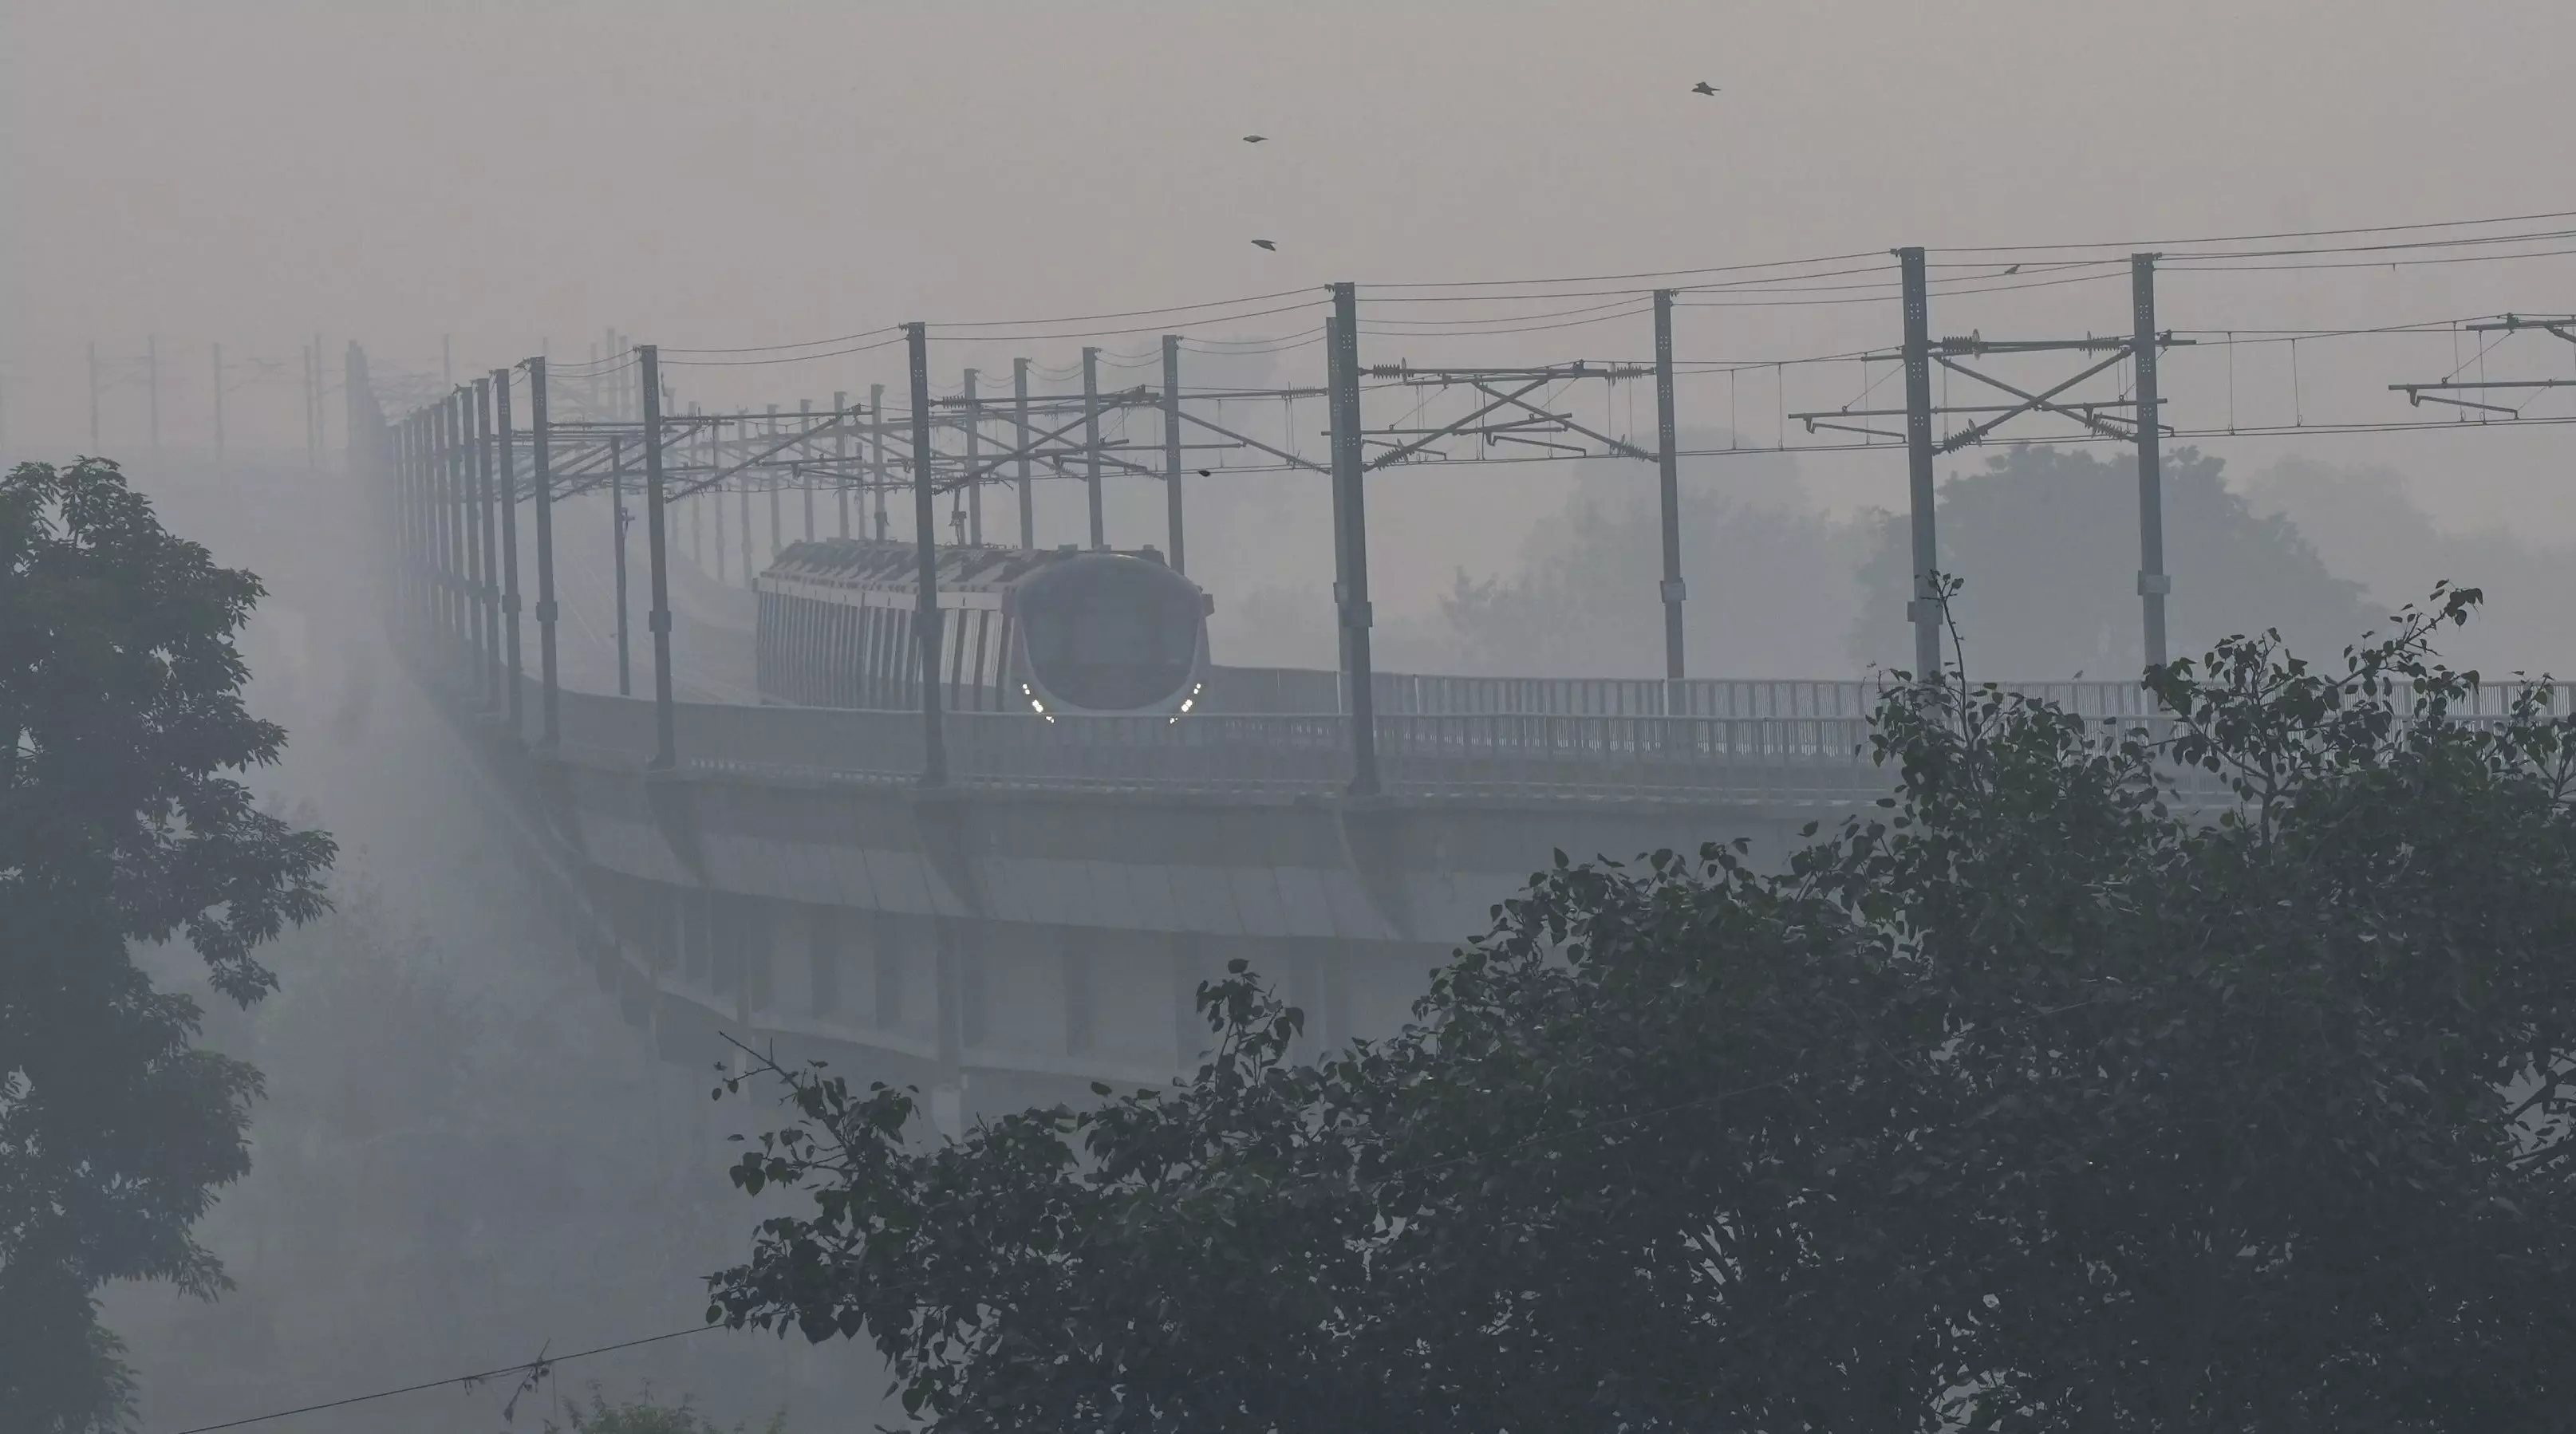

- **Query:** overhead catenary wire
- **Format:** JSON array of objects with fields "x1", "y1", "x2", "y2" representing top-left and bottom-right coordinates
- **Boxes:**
[
  {"x1": 925, "y1": 298, "x2": 1327, "y2": 345},
  {"x1": 2161, "y1": 242, "x2": 2576, "y2": 274},
  {"x1": 513, "y1": 214, "x2": 2576, "y2": 368},
  {"x1": 661, "y1": 334, "x2": 909, "y2": 368},
  {"x1": 1923, "y1": 207, "x2": 2576, "y2": 255},
  {"x1": 404, "y1": 299, "x2": 2576, "y2": 494},
  {"x1": 1677, "y1": 267, "x2": 2125, "y2": 309},
  {"x1": 167, "y1": 1326, "x2": 724, "y2": 1434},
  {"x1": 660, "y1": 325, "x2": 905, "y2": 356}
]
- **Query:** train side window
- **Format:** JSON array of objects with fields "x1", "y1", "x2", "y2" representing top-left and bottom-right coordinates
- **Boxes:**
[
  {"x1": 756, "y1": 591, "x2": 774, "y2": 695},
  {"x1": 838, "y1": 604, "x2": 855, "y2": 707},
  {"x1": 865, "y1": 605, "x2": 887, "y2": 707},
  {"x1": 969, "y1": 609, "x2": 992, "y2": 711},
  {"x1": 799, "y1": 597, "x2": 819, "y2": 705}
]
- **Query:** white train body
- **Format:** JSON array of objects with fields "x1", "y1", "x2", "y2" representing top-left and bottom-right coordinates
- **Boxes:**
[{"x1": 755, "y1": 538, "x2": 1213, "y2": 719}]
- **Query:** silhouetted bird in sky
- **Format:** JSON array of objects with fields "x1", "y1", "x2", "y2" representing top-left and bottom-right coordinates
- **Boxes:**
[
  {"x1": 1691, "y1": 81, "x2": 1719, "y2": 95},
  {"x1": 1251, "y1": 239, "x2": 1277, "y2": 251},
  {"x1": 2002, "y1": 262, "x2": 2022, "y2": 275},
  {"x1": 1197, "y1": 469, "x2": 1213, "y2": 477},
  {"x1": 1243, "y1": 135, "x2": 1268, "y2": 144}
]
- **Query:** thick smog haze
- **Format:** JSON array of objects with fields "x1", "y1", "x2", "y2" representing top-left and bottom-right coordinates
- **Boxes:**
[
  {"x1": 10, "y1": 0, "x2": 2574, "y2": 538},
  {"x1": 10, "y1": 5, "x2": 2576, "y2": 1432}
]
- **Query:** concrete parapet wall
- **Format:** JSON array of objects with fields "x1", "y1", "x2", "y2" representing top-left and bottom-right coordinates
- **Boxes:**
[{"x1": 438, "y1": 683, "x2": 1857, "y2": 1121}]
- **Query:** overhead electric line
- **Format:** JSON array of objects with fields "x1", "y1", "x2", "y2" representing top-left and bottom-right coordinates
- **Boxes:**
[{"x1": 1924, "y1": 207, "x2": 2576, "y2": 255}]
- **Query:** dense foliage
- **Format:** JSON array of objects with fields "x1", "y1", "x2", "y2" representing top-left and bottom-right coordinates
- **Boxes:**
[
  {"x1": 0, "y1": 459, "x2": 336, "y2": 1431},
  {"x1": 550, "y1": 1381, "x2": 788, "y2": 1434},
  {"x1": 1852, "y1": 445, "x2": 2380, "y2": 676},
  {"x1": 709, "y1": 586, "x2": 2576, "y2": 1432}
]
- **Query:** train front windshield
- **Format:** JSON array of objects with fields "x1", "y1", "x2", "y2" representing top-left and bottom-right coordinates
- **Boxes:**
[{"x1": 1018, "y1": 556, "x2": 1204, "y2": 712}]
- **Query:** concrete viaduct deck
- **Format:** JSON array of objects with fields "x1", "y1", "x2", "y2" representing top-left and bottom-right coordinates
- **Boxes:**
[{"x1": 437, "y1": 656, "x2": 1909, "y2": 1124}]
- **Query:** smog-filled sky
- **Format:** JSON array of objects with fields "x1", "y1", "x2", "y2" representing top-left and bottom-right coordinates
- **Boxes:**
[{"x1": 9, "y1": 0, "x2": 2572, "y2": 531}]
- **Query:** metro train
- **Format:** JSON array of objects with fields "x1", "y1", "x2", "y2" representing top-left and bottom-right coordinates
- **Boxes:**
[{"x1": 754, "y1": 537, "x2": 1214, "y2": 718}]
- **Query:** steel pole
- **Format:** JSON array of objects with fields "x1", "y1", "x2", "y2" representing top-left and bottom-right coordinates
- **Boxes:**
[
  {"x1": 1898, "y1": 246, "x2": 1943, "y2": 681},
  {"x1": 799, "y1": 399, "x2": 816, "y2": 541},
  {"x1": 612, "y1": 435, "x2": 632, "y2": 697},
  {"x1": 833, "y1": 391, "x2": 850, "y2": 537},
  {"x1": 1652, "y1": 290, "x2": 1686, "y2": 686},
  {"x1": 1083, "y1": 345, "x2": 1105, "y2": 549},
  {"x1": 413, "y1": 412, "x2": 431, "y2": 637},
  {"x1": 870, "y1": 383, "x2": 889, "y2": 540},
  {"x1": 424, "y1": 408, "x2": 442, "y2": 640},
  {"x1": 445, "y1": 392, "x2": 467, "y2": 659},
  {"x1": 2132, "y1": 252, "x2": 2171, "y2": 673},
  {"x1": 757, "y1": 404, "x2": 778, "y2": 566},
  {"x1": 393, "y1": 416, "x2": 411, "y2": 631},
  {"x1": 906, "y1": 323, "x2": 949, "y2": 786},
  {"x1": 1013, "y1": 358, "x2": 1035, "y2": 548},
  {"x1": 1162, "y1": 334, "x2": 1185, "y2": 573},
  {"x1": 767, "y1": 404, "x2": 783, "y2": 564},
  {"x1": 475, "y1": 376, "x2": 500, "y2": 708},
  {"x1": 739, "y1": 416, "x2": 755, "y2": 586},
  {"x1": 963, "y1": 370, "x2": 983, "y2": 546},
  {"x1": 529, "y1": 358, "x2": 561, "y2": 750},
  {"x1": 494, "y1": 368, "x2": 523, "y2": 735},
  {"x1": 1327, "y1": 286, "x2": 1379, "y2": 796},
  {"x1": 640, "y1": 345, "x2": 677, "y2": 770}
]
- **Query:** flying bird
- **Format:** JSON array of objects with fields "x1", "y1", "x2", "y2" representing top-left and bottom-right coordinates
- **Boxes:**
[
  {"x1": 2002, "y1": 262, "x2": 2022, "y2": 275},
  {"x1": 1242, "y1": 134, "x2": 1268, "y2": 144},
  {"x1": 1197, "y1": 469, "x2": 1213, "y2": 477},
  {"x1": 1251, "y1": 239, "x2": 1278, "y2": 251},
  {"x1": 1691, "y1": 81, "x2": 1719, "y2": 95}
]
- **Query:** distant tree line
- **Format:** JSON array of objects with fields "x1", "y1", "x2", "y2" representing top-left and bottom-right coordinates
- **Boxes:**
[{"x1": 1417, "y1": 443, "x2": 2383, "y2": 681}]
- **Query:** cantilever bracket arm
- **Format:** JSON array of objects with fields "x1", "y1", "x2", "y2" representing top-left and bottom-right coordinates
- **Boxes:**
[
  {"x1": 940, "y1": 408, "x2": 1109, "y2": 491},
  {"x1": 1802, "y1": 418, "x2": 1906, "y2": 441},
  {"x1": 2389, "y1": 377, "x2": 2576, "y2": 417},
  {"x1": 1043, "y1": 448, "x2": 1158, "y2": 481},
  {"x1": 669, "y1": 408, "x2": 864, "y2": 500},
  {"x1": 2394, "y1": 388, "x2": 2523, "y2": 416},
  {"x1": 1482, "y1": 433, "x2": 1586, "y2": 457},
  {"x1": 1363, "y1": 377, "x2": 1555, "y2": 471},
  {"x1": 1934, "y1": 346, "x2": 2138, "y2": 452},
  {"x1": 1460, "y1": 380, "x2": 1657, "y2": 463},
  {"x1": 1174, "y1": 407, "x2": 1329, "y2": 475}
]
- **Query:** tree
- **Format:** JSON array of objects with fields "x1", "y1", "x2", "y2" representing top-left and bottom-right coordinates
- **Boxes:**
[
  {"x1": 707, "y1": 585, "x2": 2576, "y2": 1432},
  {"x1": 552, "y1": 1381, "x2": 788, "y2": 1434},
  {"x1": 1852, "y1": 444, "x2": 2381, "y2": 677},
  {"x1": 0, "y1": 459, "x2": 336, "y2": 1431},
  {"x1": 2241, "y1": 455, "x2": 2576, "y2": 677},
  {"x1": 1434, "y1": 441, "x2": 1866, "y2": 679}
]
